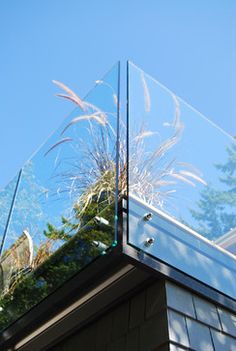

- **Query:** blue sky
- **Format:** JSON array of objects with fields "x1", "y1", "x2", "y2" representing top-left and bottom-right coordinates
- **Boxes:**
[{"x1": 0, "y1": 0, "x2": 235, "y2": 189}]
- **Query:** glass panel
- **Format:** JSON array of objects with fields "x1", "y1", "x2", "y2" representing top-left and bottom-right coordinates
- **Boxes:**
[
  {"x1": 127, "y1": 62, "x2": 236, "y2": 298},
  {"x1": 0, "y1": 172, "x2": 21, "y2": 255},
  {"x1": 0, "y1": 63, "x2": 119, "y2": 331}
]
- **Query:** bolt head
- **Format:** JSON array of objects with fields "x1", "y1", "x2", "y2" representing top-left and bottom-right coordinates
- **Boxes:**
[
  {"x1": 143, "y1": 212, "x2": 153, "y2": 221},
  {"x1": 144, "y1": 237, "x2": 155, "y2": 247}
]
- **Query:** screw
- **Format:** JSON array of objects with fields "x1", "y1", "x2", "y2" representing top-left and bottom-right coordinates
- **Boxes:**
[
  {"x1": 92, "y1": 241, "x2": 109, "y2": 251},
  {"x1": 144, "y1": 237, "x2": 155, "y2": 247},
  {"x1": 94, "y1": 216, "x2": 109, "y2": 226},
  {"x1": 143, "y1": 212, "x2": 153, "y2": 221}
]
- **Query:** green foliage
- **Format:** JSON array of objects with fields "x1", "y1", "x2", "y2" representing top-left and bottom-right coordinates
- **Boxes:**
[
  {"x1": 191, "y1": 143, "x2": 236, "y2": 240},
  {"x1": 0, "y1": 199, "x2": 115, "y2": 331},
  {"x1": 43, "y1": 221, "x2": 72, "y2": 242}
]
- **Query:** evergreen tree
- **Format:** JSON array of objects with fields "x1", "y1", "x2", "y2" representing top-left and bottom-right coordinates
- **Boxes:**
[{"x1": 191, "y1": 143, "x2": 236, "y2": 240}]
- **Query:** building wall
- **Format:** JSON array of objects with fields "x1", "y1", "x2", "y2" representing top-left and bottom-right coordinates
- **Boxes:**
[
  {"x1": 166, "y1": 281, "x2": 236, "y2": 351},
  {"x1": 50, "y1": 280, "x2": 236, "y2": 351}
]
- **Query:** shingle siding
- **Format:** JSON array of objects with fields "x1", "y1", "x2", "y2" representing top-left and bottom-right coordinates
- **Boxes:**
[
  {"x1": 165, "y1": 281, "x2": 236, "y2": 351},
  {"x1": 51, "y1": 280, "x2": 236, "y2": 351}
]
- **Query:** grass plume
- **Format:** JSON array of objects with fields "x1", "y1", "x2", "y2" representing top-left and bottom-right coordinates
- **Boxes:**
[{"x1": 47, "y1": 76, "x2": 207, "y2": 214}]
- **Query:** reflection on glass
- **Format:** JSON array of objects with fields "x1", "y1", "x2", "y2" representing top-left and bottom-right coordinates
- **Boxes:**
[
  {"x1": 0, "y1": 173, "x2": 20, "y2": 255},
  {"x1": 0, "y1": 63, "x2": 119, "y2": 331},
  {"x1": 128, "y1": 62, "x2": 236, "y2": 251},
  {"x1": 0, "y1": 204, "x2": 115, "y2": 330}
]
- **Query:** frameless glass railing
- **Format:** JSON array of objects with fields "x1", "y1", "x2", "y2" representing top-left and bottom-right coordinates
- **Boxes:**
[
  {"x1": 127, "y1": 62, "x2": 236, "y2": 299},
  {"x1": 0, "y1": 173, "x2": 21, "y2": 254},
  {"x1": 0, "y1": 60, "x2": 235, "y2": 332},
  {"x1": 0, "y1": 63, "x2": 120, "y2": 331}
]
